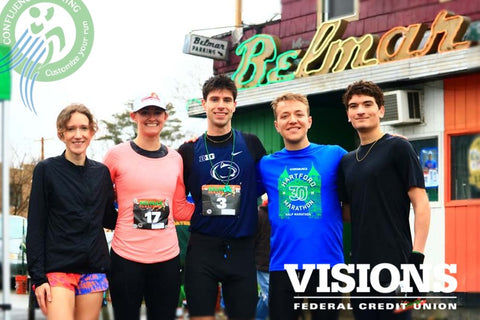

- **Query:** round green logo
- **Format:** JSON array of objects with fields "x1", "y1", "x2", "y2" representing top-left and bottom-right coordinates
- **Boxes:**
[{"x1": 0, "y1": 0, "x2": 94, "y2": 82}]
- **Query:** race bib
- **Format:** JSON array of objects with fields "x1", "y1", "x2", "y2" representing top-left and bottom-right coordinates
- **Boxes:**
[
  {"x1": 201, "y1": 185, "x2": 241, "y2": 216},
  {"x1": 133, "y1": 198, "x2": 170, "y2": 229}
]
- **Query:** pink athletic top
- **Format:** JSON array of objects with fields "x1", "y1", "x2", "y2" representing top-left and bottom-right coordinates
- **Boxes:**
[{"x1": 103, "y1": 142, "x2": 194, "y2": 263}]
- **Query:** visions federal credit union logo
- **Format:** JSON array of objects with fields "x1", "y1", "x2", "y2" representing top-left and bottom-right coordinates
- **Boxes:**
[{"x1": 0, "y1": 0, "x2": 94, "y2": 113}]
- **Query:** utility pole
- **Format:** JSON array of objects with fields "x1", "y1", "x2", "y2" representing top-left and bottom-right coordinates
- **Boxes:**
[
  {"x1": 35, "y1": 137, "x2": 52, "y2": 160},
  {"x1": 235, "y1": 0, "x2": 242, "y2": 28},
  {"x1": 232, "y1": 0, "x2": 243, "y2": 44},
  {"x1": 40, "y1": 137, "x2": 44, "y2": 160}
]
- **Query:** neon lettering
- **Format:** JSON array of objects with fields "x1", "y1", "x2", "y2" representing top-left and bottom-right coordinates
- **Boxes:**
[{"x1": 233, "y1": 10, "x2": 474, "y2": 89}]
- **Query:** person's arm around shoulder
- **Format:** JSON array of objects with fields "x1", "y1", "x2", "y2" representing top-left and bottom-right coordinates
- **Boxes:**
[
  {"x1": 244, "y1": 132, "x2": 267, "y2": 197},
  {"x1": 172, "y1": 180, "x2": 195, "y2": 221},
  {"x1": 242, "y1": 132, "x2": 267, "y2": 163},
  {"x1": 257, "y1": 157, "x2": 267, "y2": 197},
  {"x1": 408, "y1": 187, "x2": 430, "y2": 253},
  {"x1": 172, "y1": 152, "x2": 195, "y2": 221},
  {"x1": 177, "y1": 142, "x2": 194, "y2": 195}
]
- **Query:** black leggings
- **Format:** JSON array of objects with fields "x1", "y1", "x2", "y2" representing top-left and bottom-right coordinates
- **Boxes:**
[
  {"x1": 108, "y1": 249, "x2": 180, "y2": 320},
  {"x1": 184, "y1": 233, "x2": 257, "y2": 318}
]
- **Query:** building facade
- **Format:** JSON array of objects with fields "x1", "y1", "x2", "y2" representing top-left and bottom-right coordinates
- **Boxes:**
[{"x1": 187, "y1": 0, "x2": 480, "y2": 305}]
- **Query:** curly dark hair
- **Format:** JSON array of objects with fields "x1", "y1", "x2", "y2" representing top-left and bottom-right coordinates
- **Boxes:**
[
  {"x1": 202, "y1": 74, "x2": 237, "y2": 101},
  {"x1": 342, "y1": 80, "x2": 384, "y2": 109}
]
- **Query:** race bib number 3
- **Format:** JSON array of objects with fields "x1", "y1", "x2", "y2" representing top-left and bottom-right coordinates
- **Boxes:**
[
  {"x1": 201, "y1": 185, "x2": 241, "y2": 216},
  {"x1": 133, "y1": 199, "x2": 170, "y2": 229}
]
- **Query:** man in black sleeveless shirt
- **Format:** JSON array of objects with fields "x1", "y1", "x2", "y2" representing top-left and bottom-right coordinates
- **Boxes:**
[{"x1": 178, "y1": 74, "x2": 266, "y2": 320}]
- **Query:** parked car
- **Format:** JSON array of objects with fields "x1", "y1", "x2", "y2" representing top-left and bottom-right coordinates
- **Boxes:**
[{"x1": 0, "y1": 215, "x2": 27, "y2": 288}]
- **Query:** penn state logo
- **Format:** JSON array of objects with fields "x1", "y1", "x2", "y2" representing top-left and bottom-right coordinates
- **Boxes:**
[{"x1": 210, "y1": 161, "x2": 240, "y2": 182}]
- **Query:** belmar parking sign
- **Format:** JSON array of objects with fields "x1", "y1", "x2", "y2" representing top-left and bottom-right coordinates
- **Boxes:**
[{"x1": 183, "y1": 34, "x2": 229, "y2": 60}]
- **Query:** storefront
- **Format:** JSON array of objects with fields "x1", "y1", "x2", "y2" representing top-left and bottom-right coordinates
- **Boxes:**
[{"x1": 187, "y1": 0, "x2": 480, "y2": 303}]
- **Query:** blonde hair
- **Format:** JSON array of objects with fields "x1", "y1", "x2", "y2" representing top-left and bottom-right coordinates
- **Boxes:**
[{"x1": 271, "y1": 93, "x2": 310, "y2": 119}]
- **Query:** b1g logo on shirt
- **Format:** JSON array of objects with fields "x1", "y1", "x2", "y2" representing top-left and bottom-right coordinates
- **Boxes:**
[
  {"x1": 278, "y1": 166, "x2": 322, "y2": 219},
  {"x1": 199, "y1": 153, "x2": 215, "y2": 163}
]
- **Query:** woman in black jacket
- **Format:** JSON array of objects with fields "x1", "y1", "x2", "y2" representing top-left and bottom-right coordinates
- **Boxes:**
[{"x1": 26, "y1": 104, "x2": 116, "y2": 319}]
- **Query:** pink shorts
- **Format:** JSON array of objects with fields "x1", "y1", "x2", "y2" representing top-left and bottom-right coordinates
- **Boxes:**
[{"x1": 46, "y1": 272, "x2": 108, "y2": 295}]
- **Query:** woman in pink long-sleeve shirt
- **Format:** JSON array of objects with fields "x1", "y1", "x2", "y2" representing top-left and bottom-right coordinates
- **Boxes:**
[{"x1": 103, "y1": 93, "x2": 194, "y2": 320}]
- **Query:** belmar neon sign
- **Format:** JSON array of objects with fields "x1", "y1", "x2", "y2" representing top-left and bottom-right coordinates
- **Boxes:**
[{"x1": 232, "y1": 10, "x2": 474, "y2": 89}]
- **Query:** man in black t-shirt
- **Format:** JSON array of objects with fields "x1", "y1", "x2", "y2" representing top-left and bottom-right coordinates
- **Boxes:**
[{"x1": 338, "y1": 80, "x2": 431, "y2": 320}]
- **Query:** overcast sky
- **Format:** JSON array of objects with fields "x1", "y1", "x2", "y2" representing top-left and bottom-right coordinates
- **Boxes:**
[{"x1": 1, "y1": 0, "x2": 281, "y2": 163}]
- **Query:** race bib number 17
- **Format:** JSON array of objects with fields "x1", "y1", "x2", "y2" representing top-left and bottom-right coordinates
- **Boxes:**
[{"x1": 133, "y1": 198, "x2": 170, "y2": 229}]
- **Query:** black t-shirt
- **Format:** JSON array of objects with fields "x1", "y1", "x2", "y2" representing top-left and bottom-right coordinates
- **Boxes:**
[{"x1": 337, "y1": 134, "x2": 425, "y2": 278}]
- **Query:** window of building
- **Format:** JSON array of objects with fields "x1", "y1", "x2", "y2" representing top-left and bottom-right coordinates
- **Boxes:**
[
  {"x1": 410, "y1": 137, "x2": 439, "y2": 202},
  {"x1": 319, "y1": 0, "x2": 358, "y2": 22},
  {"x1": 451, "y1": 133, "x2": 480, "y2": 200}
]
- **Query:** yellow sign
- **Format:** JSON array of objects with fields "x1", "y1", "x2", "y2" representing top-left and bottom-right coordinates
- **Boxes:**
[{"x1": 233, "y1": 10, "x2": 473, "y2": 89}]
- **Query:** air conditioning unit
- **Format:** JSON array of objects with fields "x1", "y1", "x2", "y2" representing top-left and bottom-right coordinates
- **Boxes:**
[{"x1": 381, "y1": 90, "x2": 423, "y2": 126}]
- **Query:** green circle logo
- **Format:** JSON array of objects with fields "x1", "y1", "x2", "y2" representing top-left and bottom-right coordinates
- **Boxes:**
[{"x1": 0, "y1": 0, "x2": 94, "y2": 82}]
